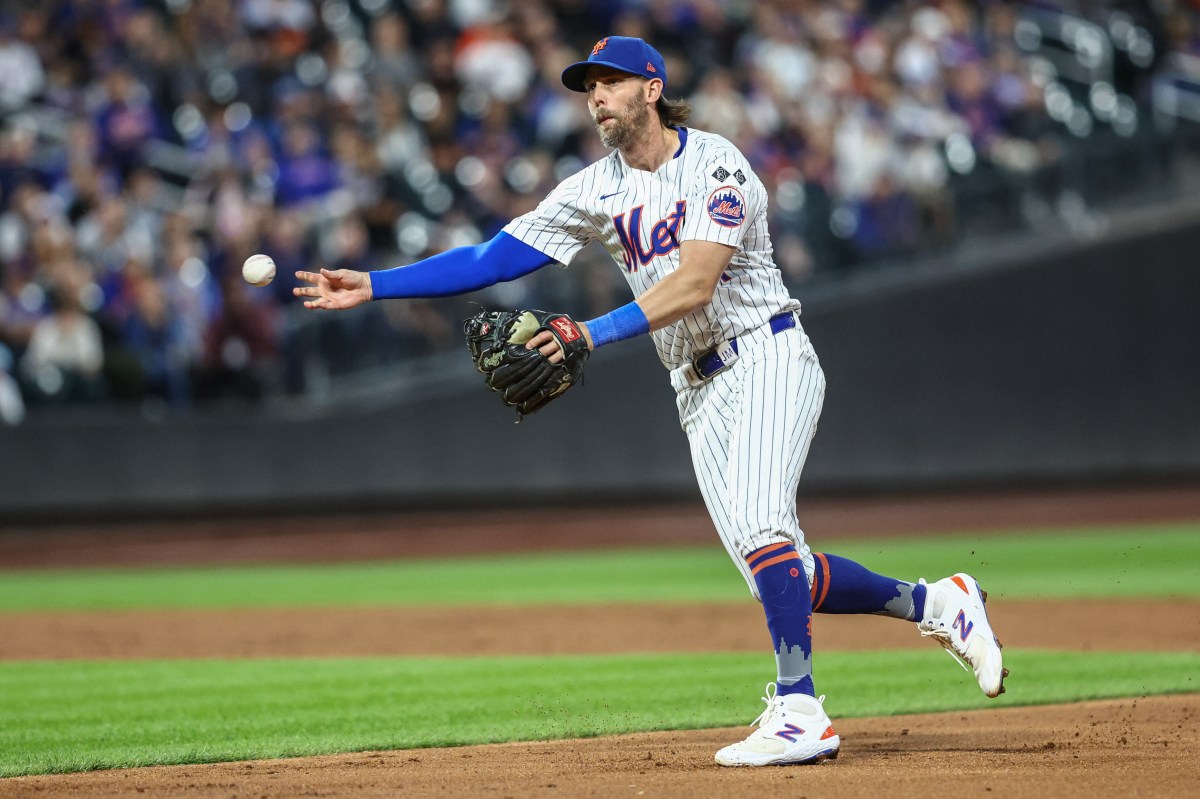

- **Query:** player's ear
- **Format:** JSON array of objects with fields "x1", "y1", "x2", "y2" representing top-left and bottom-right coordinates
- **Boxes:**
[{"x1": 645, "y1": 78, "x2": 663, "y2": 104}]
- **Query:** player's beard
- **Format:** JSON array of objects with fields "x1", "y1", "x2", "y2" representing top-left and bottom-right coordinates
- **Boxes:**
[{"x1": 594, "y1": 94, "x2": 651, "y2": 149}]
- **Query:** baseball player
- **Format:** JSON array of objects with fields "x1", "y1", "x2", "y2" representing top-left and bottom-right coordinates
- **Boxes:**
[{"x1": 296, "y1": 36, "x2": 1006, "y2": 766}]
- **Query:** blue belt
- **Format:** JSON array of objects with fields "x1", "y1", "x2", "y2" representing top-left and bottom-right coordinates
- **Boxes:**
[{"x1": 692, "y1": 311, "x2": 796, "y2": 380}]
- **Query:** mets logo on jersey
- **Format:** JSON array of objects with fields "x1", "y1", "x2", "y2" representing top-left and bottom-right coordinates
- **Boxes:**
[
  {"x1": 612, "y1": 200, "x2": 686, "y2": 272},
  {"x1": 707, "y1": 186, "x2": 746, "y2": 228}
]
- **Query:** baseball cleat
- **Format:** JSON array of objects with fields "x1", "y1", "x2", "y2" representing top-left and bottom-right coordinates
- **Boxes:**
[
  {"x1": 714, "y1": 683, "x2": 841, "y2": 767},
  {"x1": 918, "y1": 573, "x2": 1007, "y2": 698}
]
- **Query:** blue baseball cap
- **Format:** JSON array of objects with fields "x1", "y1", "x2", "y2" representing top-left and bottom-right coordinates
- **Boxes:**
[{"x1": 561, "y1": 36, "x2": 668, "y2": 93}]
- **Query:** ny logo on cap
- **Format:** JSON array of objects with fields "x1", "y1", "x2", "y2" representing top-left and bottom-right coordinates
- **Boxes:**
[{"x1": 591, "y1": 38, "x2": 609, "y2": 56}]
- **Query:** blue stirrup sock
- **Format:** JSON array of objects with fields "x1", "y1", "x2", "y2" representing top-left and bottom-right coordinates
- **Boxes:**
[
  {"x1": 746, "y1": 543, "x2": 815, "y2": 697},
  {"x1": 809, "y1": 552, "x2": 926, "y2": 620}
]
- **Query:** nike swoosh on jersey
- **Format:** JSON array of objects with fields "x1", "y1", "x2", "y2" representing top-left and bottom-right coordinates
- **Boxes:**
[{"x1": 598, "y1": 190, "x2": 626, "y2": 201}]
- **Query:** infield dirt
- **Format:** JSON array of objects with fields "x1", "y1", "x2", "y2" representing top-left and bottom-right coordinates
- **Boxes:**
[
  {"x1": 3, "y1": 598, "x2": 1198, "y2": 660},
  {"x1": 4, "y1": 697, "x2": 1196, "y2": 798}
]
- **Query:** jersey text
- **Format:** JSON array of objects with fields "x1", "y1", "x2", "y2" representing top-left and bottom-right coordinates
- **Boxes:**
[{"x1": 613, "y1": 201, "x2": 687, "y2": 271}]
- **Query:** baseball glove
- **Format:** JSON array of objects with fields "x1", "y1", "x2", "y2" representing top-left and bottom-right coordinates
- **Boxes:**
[{"x1": 464, "y1": 309, "x2": 590, "y2": 417}]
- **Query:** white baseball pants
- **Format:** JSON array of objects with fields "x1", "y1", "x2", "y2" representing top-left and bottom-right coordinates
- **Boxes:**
[{"x1": 670, "y1": 320, "x2": 826, "y2": 598}]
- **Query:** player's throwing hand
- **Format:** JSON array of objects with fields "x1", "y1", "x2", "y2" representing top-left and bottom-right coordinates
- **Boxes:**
[{"x1": 294, "y1": 268, "x2": 373, "y2": 310}]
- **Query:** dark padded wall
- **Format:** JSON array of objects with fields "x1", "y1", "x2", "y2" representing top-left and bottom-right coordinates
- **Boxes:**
[{"x1": 802, "y1": 222, "x2": 1200, "y2": 486}]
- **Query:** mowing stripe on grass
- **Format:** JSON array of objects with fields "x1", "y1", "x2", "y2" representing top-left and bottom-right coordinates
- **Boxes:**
[
  {"x1": 0, "y1": 523, "x2": 1197, "y2": 611},
  {"x1": 1, "y1": 649, "x2": 1196, "y2": 777}
]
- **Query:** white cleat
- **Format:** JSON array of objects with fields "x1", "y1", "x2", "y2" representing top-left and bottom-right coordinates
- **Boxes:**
[
  {"x1": 918, "y1": 573, "x2": 1008, "y2": 698},
  {"x1": 714, "y1": 683, "x2": 841, "y2": 767}
]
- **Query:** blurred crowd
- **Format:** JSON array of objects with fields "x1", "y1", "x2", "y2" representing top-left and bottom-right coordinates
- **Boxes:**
[{"x1": 0, "y1": 0, "x2": 1196, "y2": 418}]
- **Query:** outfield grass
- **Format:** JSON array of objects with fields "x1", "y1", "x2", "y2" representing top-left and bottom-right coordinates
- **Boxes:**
[
  {"x1": 0, "y1": 523, "x2": 1196, "y2": 611},
  {"x1": 1, "y1": 649, "x2": 1196, "y2": 777}
]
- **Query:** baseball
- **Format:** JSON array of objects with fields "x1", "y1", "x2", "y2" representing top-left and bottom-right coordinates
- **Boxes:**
[{"x1": 242, "y1": 254, "x2": 276, "y2": 286}]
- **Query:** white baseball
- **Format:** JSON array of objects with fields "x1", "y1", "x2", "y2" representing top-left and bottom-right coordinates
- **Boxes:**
[{"x1": 242, "y1": 254, "x2": 276, "y2": 286}]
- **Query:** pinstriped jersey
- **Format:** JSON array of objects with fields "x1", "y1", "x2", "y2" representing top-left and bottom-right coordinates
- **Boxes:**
[{"x1": 502, "y1": 128, "x2": 800, "y2": 370}]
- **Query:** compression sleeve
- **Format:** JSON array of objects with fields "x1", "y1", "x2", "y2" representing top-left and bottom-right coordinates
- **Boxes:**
[{"x1": 369, "y1": 231, "x2": 555, "y2": 299}]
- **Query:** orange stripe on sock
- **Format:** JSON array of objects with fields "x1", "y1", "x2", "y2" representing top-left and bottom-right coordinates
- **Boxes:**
[
  {"x1": 813, "y1": 552, "x2": 832, "y2": 611},
  {"x1": 744, "y1": 541, "x2": 792, "y2": 567},
  {"x1": 950, "y1": 575, "x2": 970, "y2": 595},
  {"x1": 749, "y1": 551, "x2": 800, "y2": 575}
]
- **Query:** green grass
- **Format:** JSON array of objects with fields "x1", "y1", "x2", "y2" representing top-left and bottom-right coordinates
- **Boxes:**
[
  {"x1": 1, "y1": 649, "x2": 1196, "y2": 777},
  {"x1": 1, "y1": 523, "x2": 1197, "y2": 611}
]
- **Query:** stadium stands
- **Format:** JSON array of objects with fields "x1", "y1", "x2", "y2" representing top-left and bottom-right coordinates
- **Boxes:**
[{"x1": 0, "y1": 0, "x2": 1195, "y2": 413}]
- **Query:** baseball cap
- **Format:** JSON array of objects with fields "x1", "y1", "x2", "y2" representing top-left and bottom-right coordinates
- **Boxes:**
[{"x1": 561, "y1": 36, "x2": 668, "y2": 93}]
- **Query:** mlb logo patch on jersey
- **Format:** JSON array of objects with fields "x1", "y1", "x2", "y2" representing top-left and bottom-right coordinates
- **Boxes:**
[{"x1": 707, "y1": 186, "x2": 746, "y2": 228}]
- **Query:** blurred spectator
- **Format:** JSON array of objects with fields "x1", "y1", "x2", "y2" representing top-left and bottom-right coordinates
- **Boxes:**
[
  {"x1": 93, "y1": 65, "x2": 165, "y2": 179},
  {"x1": 368, "y1": 12, "x2": 421, "y2": 89},
  {"x1": 120, "y1": 268, "x2": 192, "y2": 405},
  {"x1": 0, "y1": 342, "x2": 24, "y2": 424},
  {"x1": 0, "y1": 14, "x2": 44, "y2": 112},
  {"x1": 690, "y1": 69, "x2": 751, "y2": 142},
  {"x1": 850, "y1": 174, "x2": 921, "y2": 256},
  {"x1": 162, "y1": 230, "x2": 220, "y2": 369},
  {"x1": 456, "y1": 20, "x2": 536, "y2": 103},
  {"x1": 19, "y1": 283, "x2": 105, "y2": 405},
  {"x1": 241, "y1": 0, "x2": 318, "y2": 60},
  {"x1": 275, "y1": 122, "x2": 340, "y2": 207},
  {"x1": 197, "y1": 277, "x2": 278, "y2": 402}
]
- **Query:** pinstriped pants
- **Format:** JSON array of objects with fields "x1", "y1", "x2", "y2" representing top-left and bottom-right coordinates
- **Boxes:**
[{"x1": 670, "y1": 321, "x2": 825, "y2": 600}]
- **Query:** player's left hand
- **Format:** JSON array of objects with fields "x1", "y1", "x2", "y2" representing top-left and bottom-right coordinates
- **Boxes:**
[
  {"x1": 525, "y1": 323, "x2": 593, "y2": 363},
  {"x1": 463, "y1": 309, "x2": 590, "y2": 417}
]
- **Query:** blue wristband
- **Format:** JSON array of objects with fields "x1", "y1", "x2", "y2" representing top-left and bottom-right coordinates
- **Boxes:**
[{"x1": 585, "y1": 302, "x2": 650, "y2": 349}]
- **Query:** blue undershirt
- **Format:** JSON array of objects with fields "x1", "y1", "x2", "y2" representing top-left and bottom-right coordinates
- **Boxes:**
[
  {"x1": 672, "y1": 126, "x2": 688, "y2": 156},
  {"x1": 369, "y1": 232, "x2": 554, "y2": 299}
]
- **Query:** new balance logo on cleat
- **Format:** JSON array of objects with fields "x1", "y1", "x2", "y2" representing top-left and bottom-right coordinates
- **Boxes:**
[
  {"x1": 775, "y1": 724, "x2": 805, "y2": 743},
  {"x1": 953, "y1": 609, "x2": 974, "y2": 641}
]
